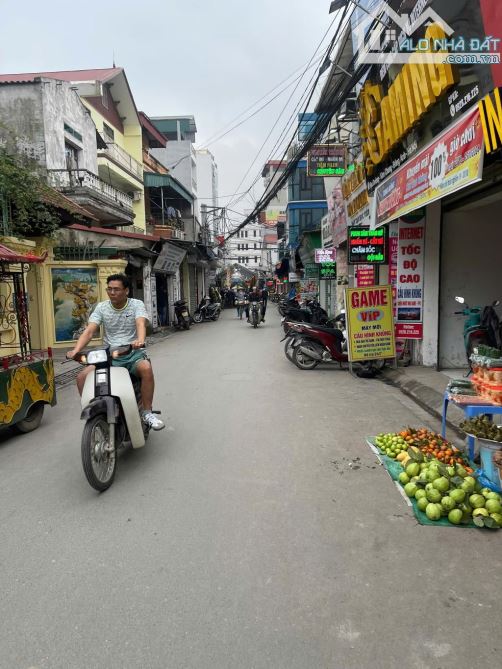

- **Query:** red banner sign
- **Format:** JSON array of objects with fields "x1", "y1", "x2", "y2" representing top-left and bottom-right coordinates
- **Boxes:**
[{"x1": 375, "y1": 106, "x2": 484, "y2": 227}]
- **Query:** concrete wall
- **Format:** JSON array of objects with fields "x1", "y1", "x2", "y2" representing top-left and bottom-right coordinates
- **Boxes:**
[
  {"x1": 152, "y1": 141, "x2": 196, "y2": 199},
  {"x1": 196, "y1": 150, "x2": 218, "y2": 220},
  {"x1": 0, "y1": 82, "x2": 46, "y2": 164},
  {"x1": 40, "y1": 79, "x2": 98, "y2": 173},
  {"x1": 439, "y1": 200, "x2": 502, "y2": 368},
  {"x1": 419, "y1": 202, "x2": 442, "y2": 367}
]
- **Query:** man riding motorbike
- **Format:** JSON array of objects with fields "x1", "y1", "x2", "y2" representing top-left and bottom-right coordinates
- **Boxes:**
[
  {"x1": 246, "y1": 286, "x2": 263, "y2": 322},
  {"x1": 66, "y1": 273, "x2": 165, "y2": 431}
]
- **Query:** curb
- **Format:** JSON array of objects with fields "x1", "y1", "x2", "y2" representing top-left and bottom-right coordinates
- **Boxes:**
[{"x1": 380, "y1": 367, "x2": 466, "y2": 437}]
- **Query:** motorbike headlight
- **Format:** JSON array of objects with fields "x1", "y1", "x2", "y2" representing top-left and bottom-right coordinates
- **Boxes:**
[{"x1": 87, "y1": 349, "x2": 108, "y2": 365}]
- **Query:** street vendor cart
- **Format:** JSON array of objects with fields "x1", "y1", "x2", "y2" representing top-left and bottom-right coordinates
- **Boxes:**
[{"x1": 0, "y1": 243, "x2": 55, "y2": 433}]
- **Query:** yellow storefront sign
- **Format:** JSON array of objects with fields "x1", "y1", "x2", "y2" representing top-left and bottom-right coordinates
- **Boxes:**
[
  {"x1": 479, "y1": 87, "x2": 502, "y2": 154},
  {"x1": 360, "y1": 24, "x2": 458, "y2": 175},
  {"x1": 345, "y1": 285, "x2": 396, "y2": 362}
]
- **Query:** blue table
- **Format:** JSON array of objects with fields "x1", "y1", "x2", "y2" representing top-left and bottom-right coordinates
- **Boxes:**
[{"x1": 441, "y1": 392, "x2": 502, "y2": 460}]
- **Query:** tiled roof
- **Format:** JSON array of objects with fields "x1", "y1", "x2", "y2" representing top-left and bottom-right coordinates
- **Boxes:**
[
  {"x1": 0, "y1": 68, "x2": 122, "y2": 84},
  {"x1": 0, "y1": 243, "x2": 47, "y2": 264}
]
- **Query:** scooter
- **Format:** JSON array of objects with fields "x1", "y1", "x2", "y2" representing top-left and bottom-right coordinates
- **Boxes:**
[
  {"x1": 455, "y1": 296, "x2": 501, "y2": 362},
  {"x1": 281, "y1": 319, "x2": 384, "y2": 377},
  {"x1": 75, "y1": 345, "x2": 159, "y2": 492},
  {"x1": 248, "y1": 300, "x2": 262, "y2": 328},
  {"x1": 173, "y1": 299, "x2": 191, "y2": 330},
  {"x1": 193, "y1": 297, "x2": 221, "y2": 323}
]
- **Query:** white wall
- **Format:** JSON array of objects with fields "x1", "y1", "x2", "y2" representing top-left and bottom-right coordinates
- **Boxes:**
[
  {"x1": 196, "y1": 149, "x2": 218, "y2": 221},
  {"x1": 417, "y1": 201, "x2": 441, "y2": 367},
  {"x1": 152, "y1": 140, "x2": 196, "y2": 198},
  {"x1": 439, "y1": 200, "x2": 502, "y2": 368}
]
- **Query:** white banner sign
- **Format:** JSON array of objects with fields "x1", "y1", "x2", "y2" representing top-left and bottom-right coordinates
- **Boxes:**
[
  {"x1": 153, "y1": 243, "x2": 186, "y2": 274},
  {"x1": 396, "y1": 217, "x2": 425, "y2": 340}
]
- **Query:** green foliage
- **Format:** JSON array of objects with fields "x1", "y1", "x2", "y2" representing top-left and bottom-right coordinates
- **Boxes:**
[{"x1": 0, "y1": 148, "x2": 62, "y2": 237}]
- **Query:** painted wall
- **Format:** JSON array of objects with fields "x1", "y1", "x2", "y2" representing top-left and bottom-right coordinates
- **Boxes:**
[
  {"x1": 152, "y1": 141, "x2": 197, "y2": 199},
  {"x1": 0, "y1": 83, "x2": 46, "y2": 164},
  {"x1": 439, "y1": 200, "x2": 502, "y2": 368}
]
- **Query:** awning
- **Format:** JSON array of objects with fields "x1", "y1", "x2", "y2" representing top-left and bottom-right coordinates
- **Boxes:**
[
  {"x1": 144, "y1": 172, "x2": 194, "y2": 204},
  {"x1": 0, "y1": 243, "x2": 47, "y2": 264}
]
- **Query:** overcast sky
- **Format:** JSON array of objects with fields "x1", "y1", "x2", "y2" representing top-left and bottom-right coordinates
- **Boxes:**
[{"x1": 0, "y1": 0, "x2": 332, "y2": 222}]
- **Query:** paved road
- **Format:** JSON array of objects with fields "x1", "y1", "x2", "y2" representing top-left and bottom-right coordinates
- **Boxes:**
[{"x1": 1, "y1": 310, "x2": 501, "y2": 669}]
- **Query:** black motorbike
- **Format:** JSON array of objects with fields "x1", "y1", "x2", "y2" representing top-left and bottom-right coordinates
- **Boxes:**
[
  {"x1": 281, "y1": 298, "x2": 330, "y2": 325},
  {"x1": 173, "y1": 299, "x2": 191, "y2": 330},
  {"x1": 193, "y1": 297, "x2": 221, "y2": 323}
]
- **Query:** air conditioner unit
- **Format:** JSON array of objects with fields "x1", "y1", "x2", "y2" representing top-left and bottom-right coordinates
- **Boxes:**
[{"x1": 132, "y1": 191, "x2": 142, "y2": 202}]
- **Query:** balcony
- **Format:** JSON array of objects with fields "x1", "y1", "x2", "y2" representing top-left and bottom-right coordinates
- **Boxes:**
[
  {"x1": 149, "y1": 216, "x2": 186, "y2": 240},
  {"x1": 98, "y1": 143, "x2": 143, "y2": 182},
  {"x1": 47, "y1": 169, "x2": 135, "y2": 227}
]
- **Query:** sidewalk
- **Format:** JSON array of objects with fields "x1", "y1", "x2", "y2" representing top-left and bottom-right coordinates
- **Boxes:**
[
  {"x1": 380, "y1": 364, "x2": 466, "y2": 434},
  {"x1": 53, "y1": 327, "x2": 174, "y2": 387}
]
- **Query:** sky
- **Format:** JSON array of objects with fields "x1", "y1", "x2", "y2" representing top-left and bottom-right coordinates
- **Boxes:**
[{"x1": 0, "y1": 0, "x2": 333, "y2": 223}]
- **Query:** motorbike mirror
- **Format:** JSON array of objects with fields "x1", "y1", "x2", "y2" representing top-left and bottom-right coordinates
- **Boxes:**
[
  {"x1": 493, "y1": 300, "x2": 501, "y2": 307},
  {"x1": 455, "y1": 296, "x2": 465, "y2": 304}
]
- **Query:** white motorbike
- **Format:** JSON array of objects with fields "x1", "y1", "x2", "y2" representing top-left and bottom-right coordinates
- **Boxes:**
[{"x1": 75, "y1": 345, "x2": 156, "y2": 492}]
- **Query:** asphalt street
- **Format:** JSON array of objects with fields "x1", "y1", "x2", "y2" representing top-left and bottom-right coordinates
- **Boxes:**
[{"x1": 1, "y1": 308, "x2": 501, "y2": 669}]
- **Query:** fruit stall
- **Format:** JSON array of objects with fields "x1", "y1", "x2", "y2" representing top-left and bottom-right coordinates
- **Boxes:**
[
  {"x1": 368, "y1": 428, "x2": 501, "y2": 530},
  {"x1": 0, "y1": 243, "x2": 56, "y2": 434}
]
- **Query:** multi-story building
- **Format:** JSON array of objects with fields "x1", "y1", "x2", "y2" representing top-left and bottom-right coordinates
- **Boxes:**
[{"x1": 149, "y1": 116, "x2": 198, "y2": 207}]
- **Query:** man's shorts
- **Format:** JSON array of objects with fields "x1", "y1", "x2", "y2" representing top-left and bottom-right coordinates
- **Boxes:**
[{"x1": 111, "y1": 349, "x2": 150, "y2": 376}]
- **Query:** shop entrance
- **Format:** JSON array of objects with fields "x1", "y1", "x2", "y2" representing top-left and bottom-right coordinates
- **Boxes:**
[{"x1": 439, "y1": 195, "x2": 502, "y2": 369}]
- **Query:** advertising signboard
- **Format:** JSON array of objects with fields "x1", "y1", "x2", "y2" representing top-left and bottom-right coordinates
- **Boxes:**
[
  {"x1": 342, "y1": 162, "x2": 373, "y2": 228},
  {"x1": 375, "y1": 106, "x2": 484, "y2": 227},
  {"x1": 303, "y1": 263, "x2": 320, "y2": 280},
  {"x1": 355, "y1": 265, "x2": 376, "y2": 288},
  {"x1": 319, "y1": 261, "x2": 337, "y2": 280},
  {"x1": 154, "y1": 243, "x2": 187, "y2": 274},
  {"x1": 307, "y1": 144, "x2": 346, "y2": 177},
  {"x1": 345, "y1": 285, "x2": 396, "y2": 362},
  {"x1": 348, "y1": 227, "x2": 387, "y2": 265},
  {"x1": 396, "y1": 217, "x2": 425, "y2": 339},
  {"x1": 315, "y1": 248, "x2": 336, "y2": 263}
]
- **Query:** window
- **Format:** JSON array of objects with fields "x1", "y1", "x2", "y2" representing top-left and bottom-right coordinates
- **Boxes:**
[
  {"x1": 254, "y1": 256, "x2": 258, "y2": 264},
  {"x1": 253, "y1": 230, "x2": 257, "y2": 237},
  {"x1": 246, "y1": 243, "x2": 249, "y2": 250},
  {"x1": 246, "y1": 231, "x2": 248, "y2": 237},
  {"x1": 65, "y1": 142, "x2": 79, "y2": 170},
  {"x1": 237, "y1": 243, "x2": 240, "y2": 251},
  {"x1": 64, "y1": 123, "x2": 83, "y2": 143},
  {"x1": 103, "y1": 122, "x2": 115, "y2": 142},
  {"x1": 254, "y1": 243, "x2": 257, "y2": 249}
]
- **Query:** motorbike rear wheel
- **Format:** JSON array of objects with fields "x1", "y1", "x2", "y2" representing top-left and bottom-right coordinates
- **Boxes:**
[
  {"x1": 212, "y1": 310, "x2": 220, "y2": 321},
  {"x1": 81, "y1": 415, "x2": 117, "y2": 492},
  {"x1": 293, "y1": 345, "x2": 319, "y2": 370},
  {"x1": 183, "y1": 320, "x2": 190, "y2": 330},
  {"x1": 193, "y1": 311, "x2": 203, "y2": 323}
]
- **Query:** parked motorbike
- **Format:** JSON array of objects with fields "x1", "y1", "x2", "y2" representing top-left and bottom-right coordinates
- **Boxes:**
[
  {"x1": 193, "y1": 297, "x2": 221, "y2": 323},
  {"x1": 280, "y1": 298, "x2": 330, "y2": 325},
  {"x1": 248, "y1": 300, "x2": 262, "y2": 328},
  {"x1": 173, "y1": 299, "x2": 191, "y2": 330},
  {"x1": 455, "y1": 296, "x2": 501, "y2": 362},
  {"x1": 281, "y1": 319, "x2": 384, "y2": 377},
  {"x1": 75, "y1": 345, "x2": 159, "y2": 492}
]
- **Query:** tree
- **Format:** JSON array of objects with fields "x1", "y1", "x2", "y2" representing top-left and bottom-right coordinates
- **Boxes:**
[{"x1": 0, "y1": 148, "x2": 62, "y2": 237}]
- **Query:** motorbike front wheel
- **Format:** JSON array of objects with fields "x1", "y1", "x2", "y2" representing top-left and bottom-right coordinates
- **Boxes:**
[
  {"x1": 81, "y1": 415, "x2": 117, "y2": 492},
  {"x1": 293, "y1": 345, "x2": 319, "y2": 370},
  {"x1": 212, "y1": 311, "x2": 220, "y2": 321},
  {"x1": 183, "y1": 320, "x2": 190, "y2": 330},
  {"x1": 193, "y1": 311, "x2": 203, "y2": 323},
  {"x1": 284, "y1": 338, "x2": 295, "y2": 362}
]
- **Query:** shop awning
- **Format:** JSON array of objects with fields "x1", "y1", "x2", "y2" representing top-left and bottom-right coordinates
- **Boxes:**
[
  {"x1": 143, "y1": 172, "x2": 194, "y2": 204},
  {"x1": 0, "y1": 243, "x2": 47, "y2": 264}
]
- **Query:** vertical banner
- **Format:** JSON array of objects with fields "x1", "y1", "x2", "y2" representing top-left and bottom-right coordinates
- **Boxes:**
[
  {"x1": 345, "y1": 285, "x2": 396, "y2": 362},
  {"x1": 388, "y1": 222, "x2": 399, "y2": 318},
  {"x1": 396, "y1": 217, "x2": 425, "y2": 339}
]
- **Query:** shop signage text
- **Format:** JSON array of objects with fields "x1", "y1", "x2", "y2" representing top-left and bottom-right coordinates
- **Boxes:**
[
  {"x1": 360, "y1": 24, "x2": 457, "y2": 176},
  {"x1": 348, "y1": 227, "x2": 387, "y2": 265},
  {"x1": 303, "y1": 263, "x2": 320, "y2": 280},
  {"x1": 479, "y1": 87, "x2": 502, "y2": 154},
  {"x1": 355, "y1": 265, "x2": 376, "y2": 288},
  {"x1": 153, "y1": 243, "x2": 186, "y2": 274},
  {"x1": 319, "y1": 261, "x2": 337, "y2": 280},
  {"x1": 307, "y1": 144, "x2": 346, "y2": 177},
  {"x1": 396, "y1": 218, "x2": 425, "y2": 339},
  {"x1": 315, "y1": 248, "x2": 336, "y2": 263},
  {"x1": 342, "y1": 163, "x2": 372, "y2": 227},
  {"x1": 345, "y1": 286, "x2": 396, "y2": 361},
  {"x1": 375, "y1": 105, "x2": 484, "y2": 227}
]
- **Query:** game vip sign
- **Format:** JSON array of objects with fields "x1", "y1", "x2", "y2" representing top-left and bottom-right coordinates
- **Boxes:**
[{"x1": 396, "y1": 217, "x2": 425, "y2": 339}]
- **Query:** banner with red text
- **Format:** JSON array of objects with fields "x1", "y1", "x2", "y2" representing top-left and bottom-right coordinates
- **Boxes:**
[
  {"x1": 396, "y1": 218, "x2": 425, "y2": 340},
  {"x1": 375, "y1": 106, "x2": 484, "y2": 227}
]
